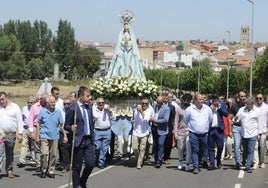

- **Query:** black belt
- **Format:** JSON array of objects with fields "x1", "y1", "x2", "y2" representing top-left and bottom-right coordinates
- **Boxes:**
[
  {"x1": 83, "y1": 135, "x2": 91, "y2": 139},
  {"x1": 190, "y1": 131, "x2": 207, "y2": 137},
  {"x1": 95, "y1": 128, "x2": 110, "y2": 131}
]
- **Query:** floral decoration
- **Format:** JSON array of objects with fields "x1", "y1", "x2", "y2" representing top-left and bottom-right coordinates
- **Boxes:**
[{"x1": 90, "y1": 76, "x2": 160, "y2": 100}]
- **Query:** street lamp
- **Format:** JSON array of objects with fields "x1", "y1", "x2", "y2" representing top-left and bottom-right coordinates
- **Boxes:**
[
  {"x1": 176, "y1": 73, "x2": 179, "y2": 98},
  {"x1": 197, "y1": 60, "x2": 200, "y2": 93},
  {"x1": 247, "y1": 0, "x2": 254, "y2": 98},
  {"x1": 160, "y1": 67, "x2": 163, "y2": 94},
  {"x1": 226, "y1": 30, "x2": 231, "y2": 99}
]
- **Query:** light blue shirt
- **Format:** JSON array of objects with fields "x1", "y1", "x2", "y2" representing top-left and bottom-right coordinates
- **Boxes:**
[
  {"x1": 183, "y1": 104, "x2": 213, "y2": 134},
  {"x1": 38, "y1": 107, "x2": 63, "y2": 140}
]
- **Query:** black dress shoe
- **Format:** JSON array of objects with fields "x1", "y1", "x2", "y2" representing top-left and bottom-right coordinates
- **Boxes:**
[
  {"x1": 235, "y1": 164, "x2": 241, "y2": 170},
  {"x1": 245, "y1": 168, "x2": 252, "y2": 173},
  {"x1": 98, "y1": 166, "x2": 105, "y2": 169},
  {"x1": 208, "y1": 165, "x2": 216, "y2": 170},
  {"x1": 17, "y1": 162, "x2": 26, "y2": 168},
  {"x1": 154, "y1": 163, "x2": 161, "y2": 169},
  {"x1": 217, "y1": 161, "x2": 222, "y2": 169},
  {"x1": 201, "y1": 161, "x2": 208, "y2": 168},
  {"x1": 47, "y1": 173, "x2": 55, "y2": 178},
  {"x1": 80, "y1": 180, "x2": 87, "y2": 188},
  {"x1": 40, "y1": 173, "x2": 46, "y2": 178}
]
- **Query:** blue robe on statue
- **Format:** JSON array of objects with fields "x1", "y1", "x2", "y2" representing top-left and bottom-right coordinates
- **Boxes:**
[{"x1": 106, "y1": 23, "x2": 146, "y2": 81}]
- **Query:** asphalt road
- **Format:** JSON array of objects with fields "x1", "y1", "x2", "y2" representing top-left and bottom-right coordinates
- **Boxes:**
[{"x1": 1, "y1": 149, "x2": 268, "y2": 188}]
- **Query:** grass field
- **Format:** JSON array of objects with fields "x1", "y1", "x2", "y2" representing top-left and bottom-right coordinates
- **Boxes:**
[{"x1": 1, "y1": 79, "x2": 92, "y2": 108}]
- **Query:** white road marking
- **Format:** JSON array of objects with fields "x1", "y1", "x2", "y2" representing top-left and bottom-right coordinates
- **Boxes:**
[
  {"x1": 234, "y1": 184, "x2": 241, "y2": 188},
  {"x1": 238, "y1": 170, "x2": 244, "y2": 179}
]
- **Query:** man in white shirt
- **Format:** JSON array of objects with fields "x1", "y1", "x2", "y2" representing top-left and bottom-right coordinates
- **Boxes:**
[
  {"x1": 0, "y1": 92, "x2": 23, "y2": 178},
  {"x1": 51, "y1": 87, "x2": 64, "y2": 113},
  {"x1": 131, "y1": 98, "x2": 154, "y2": 169},
  {"x1": 17, "y1": 96, "x2": 36, "y2": 168},
  {"x1": 93, "y1": 98, "x2": 114, "y2": 169},
  {"x1": 236, "y1": 98, "x2": 261, "y2": 173},
  {"x1": 253, "y1": 93, "x2": 268, "y2": 169}
]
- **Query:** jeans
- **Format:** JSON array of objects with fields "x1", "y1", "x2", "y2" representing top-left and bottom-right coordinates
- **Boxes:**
[
  {"x1": 94, "y1": 129, "x2": 111, "y2": 167},
  {"x1": 153, "y1": 133, "x2": 166, "y2": 164},
  {"x1": 242, "y1": 136, "x2": 257, "y2": 169},
  {"x1": 232, "y1": 125, "x2": 242, "y2": 165},
  {"x1": 189, "y1": 132, "x2": 208, "y2": 169}
]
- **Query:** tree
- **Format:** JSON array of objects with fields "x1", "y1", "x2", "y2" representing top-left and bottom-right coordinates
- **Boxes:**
[
  {"x1": 53, "y1": 19, "x2": 78, "y2": 79},
  {"x1": 5, "y1": 53, "x2": 27, "y2": 81},
  {"x1": 75, "y1": 48, "x2": 101, "y2": 79},
  {"x1": 0, "y1": 34, "x2": 21, "y2": 61},
  {"x1": 253, "y1": 48, "x2": 268, "y2": 94},
  {"x1": 218, "y1": 68, "x2": 248, "y2": 97},
  {"x1": 33, "y1": 20, "x2": 53, "y2": 57},
  {"x1": 16, "y1": 20, "x2": 38, "y2": 61}
]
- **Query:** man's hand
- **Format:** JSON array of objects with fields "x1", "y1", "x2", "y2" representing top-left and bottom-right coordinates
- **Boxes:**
[
  {"x1": 71, "y1": 125, "x2": 77, "y2": 132},
  {"x1": 29, "y1": 132, "x2": 36, "y2": 140},
  {"x1": 17, "y1": 134, "x2": 23, "y2": 143}
]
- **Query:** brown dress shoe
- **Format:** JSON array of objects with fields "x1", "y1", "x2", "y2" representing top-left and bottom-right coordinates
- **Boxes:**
[
  {"x1": 8, "y1": 172, "x2": 14, "y2": 178},
  {"x1": 164, "y1": 160, "x2": 170, "y2": 165}
]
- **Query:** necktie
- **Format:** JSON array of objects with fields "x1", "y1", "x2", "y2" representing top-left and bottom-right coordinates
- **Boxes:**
[
  {"x1": 103, "y1": 109, "x2": 107, "y2": 121},
  {"x1": 82, "y1": 104, "x2": 89, "y2": 135}
]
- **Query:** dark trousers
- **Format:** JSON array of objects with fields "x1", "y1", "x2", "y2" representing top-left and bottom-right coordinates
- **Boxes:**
[
  {"x1": 164, "y1": 127, "x2": 173, "y2": 161},
  {"x1": 58, "y1": 132, "x2": 70, "y2": 169},
  {"x1": 0, "y1": 137, "x2": 16, "y2": 172},
  {"x1": 208, "y1": 127, "x2": 224, "y2": 166},
  {"x1": 72, "y1": 137, "x2": 95, "y2": 188}
]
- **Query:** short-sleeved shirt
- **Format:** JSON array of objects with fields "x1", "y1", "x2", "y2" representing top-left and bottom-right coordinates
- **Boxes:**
[
  {"x1": 38, "y1": 107, "x2": 63, "y2": 140},
  {"x1": 229, "y1": 102, "x2": 244, "y2": 116}
]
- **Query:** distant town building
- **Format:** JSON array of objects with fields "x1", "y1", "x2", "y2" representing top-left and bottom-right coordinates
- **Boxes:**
[{"x1": 240, "y1": 26, "x2": 250, "y2": 48}]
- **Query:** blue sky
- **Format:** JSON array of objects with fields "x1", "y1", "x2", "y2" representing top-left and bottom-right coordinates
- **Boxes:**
[{"x1": 0, "y1": 0, "x2": 267, "y2": 43}]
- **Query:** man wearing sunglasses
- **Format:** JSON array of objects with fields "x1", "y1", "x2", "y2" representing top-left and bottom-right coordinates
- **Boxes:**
[
  {"x1": 131, "y1": 98, "x2": 154, "y2": 169},
  {"x1": 93, "y1": 98, "x2": 114, "y2": 169},
  {"x1": 254, "y1": 93, "x2": 268, "y2": 169}
]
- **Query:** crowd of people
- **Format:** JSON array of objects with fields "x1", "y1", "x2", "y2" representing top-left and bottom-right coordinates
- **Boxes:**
[{"x1": 0, "y1": 87, "x2": 267, "y2": 187}]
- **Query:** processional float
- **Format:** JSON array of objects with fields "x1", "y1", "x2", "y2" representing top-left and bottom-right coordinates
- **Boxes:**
[{"x1": 91, "y1": 10, "x2": 159, "y2": 136}]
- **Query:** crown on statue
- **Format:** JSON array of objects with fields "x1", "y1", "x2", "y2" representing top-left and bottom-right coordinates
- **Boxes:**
[{"x1": 119, "y1": 10, "x2": 135, "y2": 24}]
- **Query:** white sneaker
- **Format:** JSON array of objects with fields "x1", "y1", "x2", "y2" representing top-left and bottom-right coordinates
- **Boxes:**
[
  {"x1": 260, "y1": 163, "x2": 265, "y2": 168},
  {"x1": 185, "y1": 164, "x2": 191, "y2": 171},
  {"x1": 177, "y1": 161, "x2": 183, "y2": 170},
  {"x1": 252, "y1": 163, "x2": 258, "y2": 169}
]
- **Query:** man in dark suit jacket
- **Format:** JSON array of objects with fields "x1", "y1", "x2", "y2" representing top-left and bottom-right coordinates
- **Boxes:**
[
  {"x1": 64, "y1": 86, "x2": 95, "y2": 188},
  {"x1": 163, "y1": 93, "x2": 176, "y2": 165},
  {"x1": 207, "y1": 94, "x2": 228, "y2": 170}
]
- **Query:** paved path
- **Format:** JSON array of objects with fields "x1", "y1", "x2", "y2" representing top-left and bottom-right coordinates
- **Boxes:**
[{"x1": 1, "y1": 149, "x2": 268, "y2": 188}]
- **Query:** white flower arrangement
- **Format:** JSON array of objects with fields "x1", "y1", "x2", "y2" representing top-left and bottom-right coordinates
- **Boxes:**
[{"x1": 90, "y1": 76, "x2": 160, "y2": 100}]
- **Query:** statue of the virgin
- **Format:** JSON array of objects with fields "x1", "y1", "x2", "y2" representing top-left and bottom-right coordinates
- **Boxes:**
[{"x1": 106, "y1": 10, "x2": 146, "y2": 81}]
